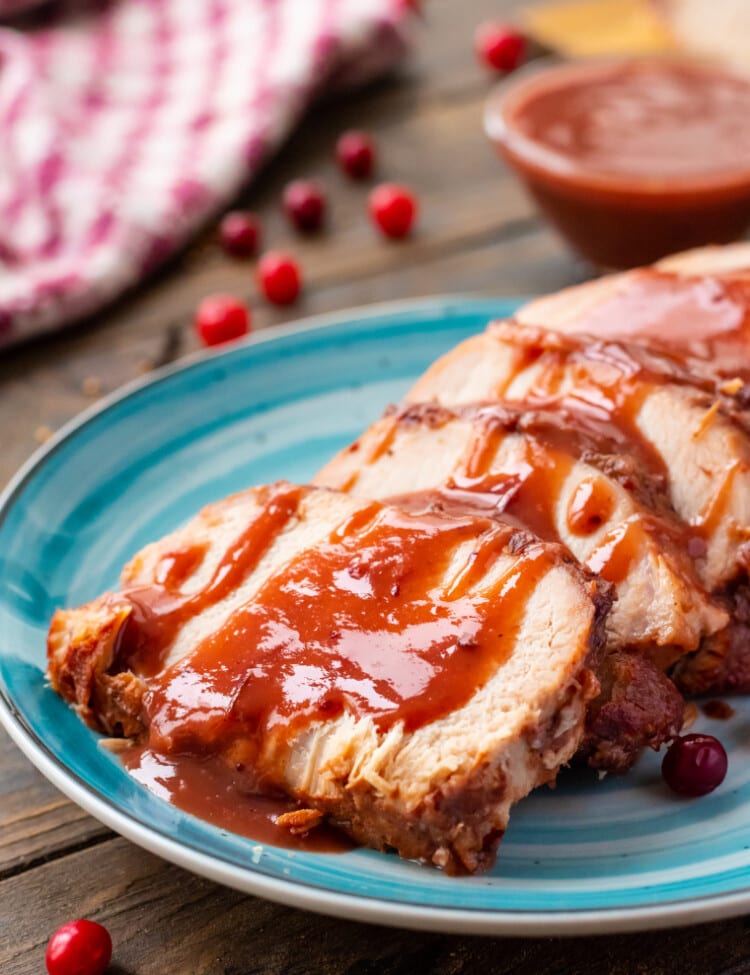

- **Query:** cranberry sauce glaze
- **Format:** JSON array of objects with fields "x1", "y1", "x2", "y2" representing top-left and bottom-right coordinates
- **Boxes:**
[
  {"x1": 554, "y1": 270, "x2": 750, "y2": 382},
  {"x1": 122, "y1": 744, "x2": 353, "y2": 852},
  {"x1": 487, "y1": 59, "x2": 750, "y2": 267},
  {"x1": 483, "y1": 320, "x2": 745, "y2": 547},
  {"x1": 386, "y1": 401, "x2": 701, "y2": 589},
  {"x1": 114, "y1": 483, "x2": 555, "y2": 839}
]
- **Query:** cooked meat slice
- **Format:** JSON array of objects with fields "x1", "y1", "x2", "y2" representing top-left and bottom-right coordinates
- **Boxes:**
[
  {"x1": 407, "y1": 322, "x2": 750, "y2": 594},
  {"x1": 48, "y1": 598, "x2": 146, "y2": 738},
  {"x1": 507, "y1": 249, "x2": 750, "y2": 697},
  {"x1": 655, "y1": 242, "x2": 750, "y2": 278},
  {"x1": 580, "y1": 651, "x2": 685, "y2": 773},
  {"x1": 517, "y1": 245, "x2": 750, "y2": 385},
  {"x1": 315, "y1": 402, "x2": 727, "y2": 654},
  {"x1": 316, "y1": 401, "x2": 712, "y2": 771},
  {"x1": 48, "y1": 482, "x2": 608, "y2": 873},
  {"x1": 672, "y1": 584, "x2": 750, "y2": 695}
]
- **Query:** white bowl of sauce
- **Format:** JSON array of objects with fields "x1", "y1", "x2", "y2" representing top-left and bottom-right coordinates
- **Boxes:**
[{"x1": 485, "y1": 58, "x2": 750, "y2": 268}]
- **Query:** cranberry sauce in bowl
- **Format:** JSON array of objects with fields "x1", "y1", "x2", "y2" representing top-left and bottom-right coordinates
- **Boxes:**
[{"x1": 485, "y1": 58, "x2": 750, "y2": 268}]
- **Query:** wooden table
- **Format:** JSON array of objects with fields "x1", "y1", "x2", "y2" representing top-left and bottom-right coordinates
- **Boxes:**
[{"x1": 2, "y1": 2, "x2": 750, "y2": 971}]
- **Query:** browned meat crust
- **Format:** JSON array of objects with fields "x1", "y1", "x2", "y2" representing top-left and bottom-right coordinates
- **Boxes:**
[
  {"x1": 581, "y1": 651, "x2": 685, "y2": 772},
  {"x1": 307, "y1": 669, "x2": 597, "y2": 874},
  {"x1": 672, "y1": 583, "x2": 750, "y2": 695},
  {"x1": 47, "y1": 598, "x2": 146, "y2": 738}
]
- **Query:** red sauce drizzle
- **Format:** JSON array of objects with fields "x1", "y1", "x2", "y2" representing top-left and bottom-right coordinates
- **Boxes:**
[
  {"x1": 122, "y1": 743, "x2": 353, "y2": 852},
  {"x1": 569, "y1": 271, "x2": 750, "y2": 381},
  {"x1": 449, "y1": 416, "x2": 571, "y2": 543},
  {"x1": 693, "y1": 463, "x2": 741, "y2": 541},
  {"x1": 486, "y1": 322, "x2": 749, "y2": 574},
  {"x1": 154, "y1": 544, "x2": 208, "y2": 588},
  {"x1": 142, "y1": 503, "x2": 551, "y2": 757},
  {"x1": 584, "y1": 519, "x2": 641, "y2": 584},
  {"x1": 702, "y1": 700, "x2": 735, "y2": 721},
  {"x1": 487, "y1": 322, "x2": 683, "y2": 478},
  {"x1": 111, "y1": 490, "x2": 554, "y2": 846},
  {"x1": 567, "y1": 479, "x2": 617, "y2": 536},
  {"x1": 114, "y1": 483, "x2": 303, "y2": 676},
  {"x1": 385, "y1": 402, "x2": 704, "y2": 589},
  {"x1": 439, "y1": 406, "x2": 652, "y2": 584}
]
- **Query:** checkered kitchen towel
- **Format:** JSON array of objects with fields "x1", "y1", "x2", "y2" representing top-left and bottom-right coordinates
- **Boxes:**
[{"x1": 0, "y1": 0, "x2": 412, "y2": 347}]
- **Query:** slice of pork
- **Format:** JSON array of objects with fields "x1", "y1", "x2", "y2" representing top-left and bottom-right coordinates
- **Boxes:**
[
  {"x1": 407, "y1": 322, "x2": 750, "y2": 595},
  {"x1": 517, "y1": 243, "x2": 750, "y2": 387},
  {"x1": 48, "y1": 483, "x2": 608, "y2": 873},
  {"x1": 315, "y1": 402, "x2": 726, "y2": 654}
]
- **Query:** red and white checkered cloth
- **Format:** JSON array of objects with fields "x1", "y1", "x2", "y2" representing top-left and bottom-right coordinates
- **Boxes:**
[{"x1": 0, "y1": 0, "x2": 412, "y2": 347}]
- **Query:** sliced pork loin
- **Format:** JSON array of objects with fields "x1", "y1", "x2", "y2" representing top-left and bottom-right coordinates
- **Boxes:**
[
  {"x1": 48, "y1": 482, "x2": 609, "y2": 873},
  {"x1": 517, "y1": 243, "x2": 750, "y2": 386},
  {"x1": 655, "y1": 242, "x2": 750, "y2": 278},
  {"x1": 408, "y1": 322, "x2": 750, "y2": 592},
  {"x1": 315, "y1": 402, "x2": 705, "y2": 769},
  {"x1": 315, "y1": 402, "x2": 725, "y2": 654},
  {"x1": 515, "y1": 243, "x2": 750, "y2": 695},
  {"x1": 407, "y1": 322, "x2": 750, "y2": 695}
]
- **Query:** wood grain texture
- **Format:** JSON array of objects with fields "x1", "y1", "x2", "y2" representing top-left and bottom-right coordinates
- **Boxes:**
[
  {"x1": 2, "y1": 0, "x2": 748, "y2": 971},
  {"x1": 0, "y1": 728, "x2": 110, "y2": 880},
  {"x1": 4, "y1": 838, "x2": 750, "y2": 975}
]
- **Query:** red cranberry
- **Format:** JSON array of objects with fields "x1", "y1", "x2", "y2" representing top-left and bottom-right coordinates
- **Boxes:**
[
  {"x1": 219, "y1": 211, "x2": 261, "y2": 257},
  {"x1": 368, "y1": 183, "x2": 417, "y2": 239},
  {"x1": 258, "y1": 251, "x2": 302, "y2": 305},
  {"x1": 662, "y1": 733, "x2": 728, "y2": 797},
  {"x1": 283, "y1": 179, "x2": 326, "y2": 232},
  {"x1": 195, "y1": 294, "x2": 251, "y2": 347},
  {"x1": 475, "y1": 22, "x2": 526, "y2": 74},
  {"x1": 46, "y1": 920, "x2": 112, "y2": 975},
  {"x1": 336, "y1": 130, "x2": 376, "y2": 180}
]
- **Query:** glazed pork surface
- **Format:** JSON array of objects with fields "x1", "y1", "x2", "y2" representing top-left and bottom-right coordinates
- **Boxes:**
[
  {"x1": 49, "y1": 482, "x2": 608, "y2": 873},
  {"x1": 315, "y1": 401, "x2": 726, "y2": 653},
  {"x1": 407, "y1": 244, "x2": 750, "y2": 695},
  {"x1": 407, "y1": 322, "x2": 750, "y2": 595},
  {"x1": 314, "y1": 400, "x2": 710, "y2": 770},
  {"x1": 518, "y1": 242, "x2": 750, "y2": 387},
  {"x1": 48, "y1": 242, "x2": 750, "y2": 871}
]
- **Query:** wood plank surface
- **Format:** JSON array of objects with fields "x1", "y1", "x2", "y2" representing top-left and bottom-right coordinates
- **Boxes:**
[
  {"x1": 1, "y1": 0, "x2": 747, "y2": 971},
  {"x1": 4, "y1": 837, "x2": 750, "y2": 975}
]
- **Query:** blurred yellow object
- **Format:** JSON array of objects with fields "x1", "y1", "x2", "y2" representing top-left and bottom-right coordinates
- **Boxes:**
[{"x1": 523, "y1": 0, "x2": 675, "y2": 57}]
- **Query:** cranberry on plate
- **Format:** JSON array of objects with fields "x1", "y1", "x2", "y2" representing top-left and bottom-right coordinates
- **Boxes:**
[
  {"x1": 46, "y1": 919, "x2": 112, "y2": 975},
  {"x1": 336, "y1": 130, "x2": 376, "y2": 180},
  {"x1": 475, "y1": 22, "x2": 526, "y2": 74},
  {"x1": 257, "y1": 251, "x2": 302, "y2": 305},
  {"x1": 368, "y1": 183, "x2": 417, "y2": 239},
  {"x1": 194, "y1": 294, "x2": 251, "y2": 347},
  {"x1": 283, "y1": 179, "x2": 326, "y2": 233},
  {"x1": 661, "y1": 733, "x2": 728, "y2": 797}
]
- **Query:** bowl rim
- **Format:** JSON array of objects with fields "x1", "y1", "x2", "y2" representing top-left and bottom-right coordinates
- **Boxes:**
[{"x1": 484, "y1": 55, "x2": 750, "y2": 196}]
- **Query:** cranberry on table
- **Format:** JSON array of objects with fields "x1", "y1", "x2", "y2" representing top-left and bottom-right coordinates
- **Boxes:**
[
  {"x1": 46, "y1": 919, "x2": 112, "y2": 975},
  {"x1": 336, "y1": 130, "x2": 376, "y2": 180},
  {"x1": 368, "y1": 183, "x2": 417, "y2": 239},
  {"x1": 475, "y1": 22, "x2": 526, "y2": 74},
  {"x1": 258, "y1": 251, "x2": 302, "y2": 305},
  {"x1": 219, "y1": 211, "x2": 261, "y2": 258},
  {"x1": 194, "y1": 294, "x2": 251, "y2": 347},
  {"x1": 662, "y1": 733, "x2": 728, "y2": 797},
  {"x1": 283, "y1": 179, "x2": 326, "y2": 232}
]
